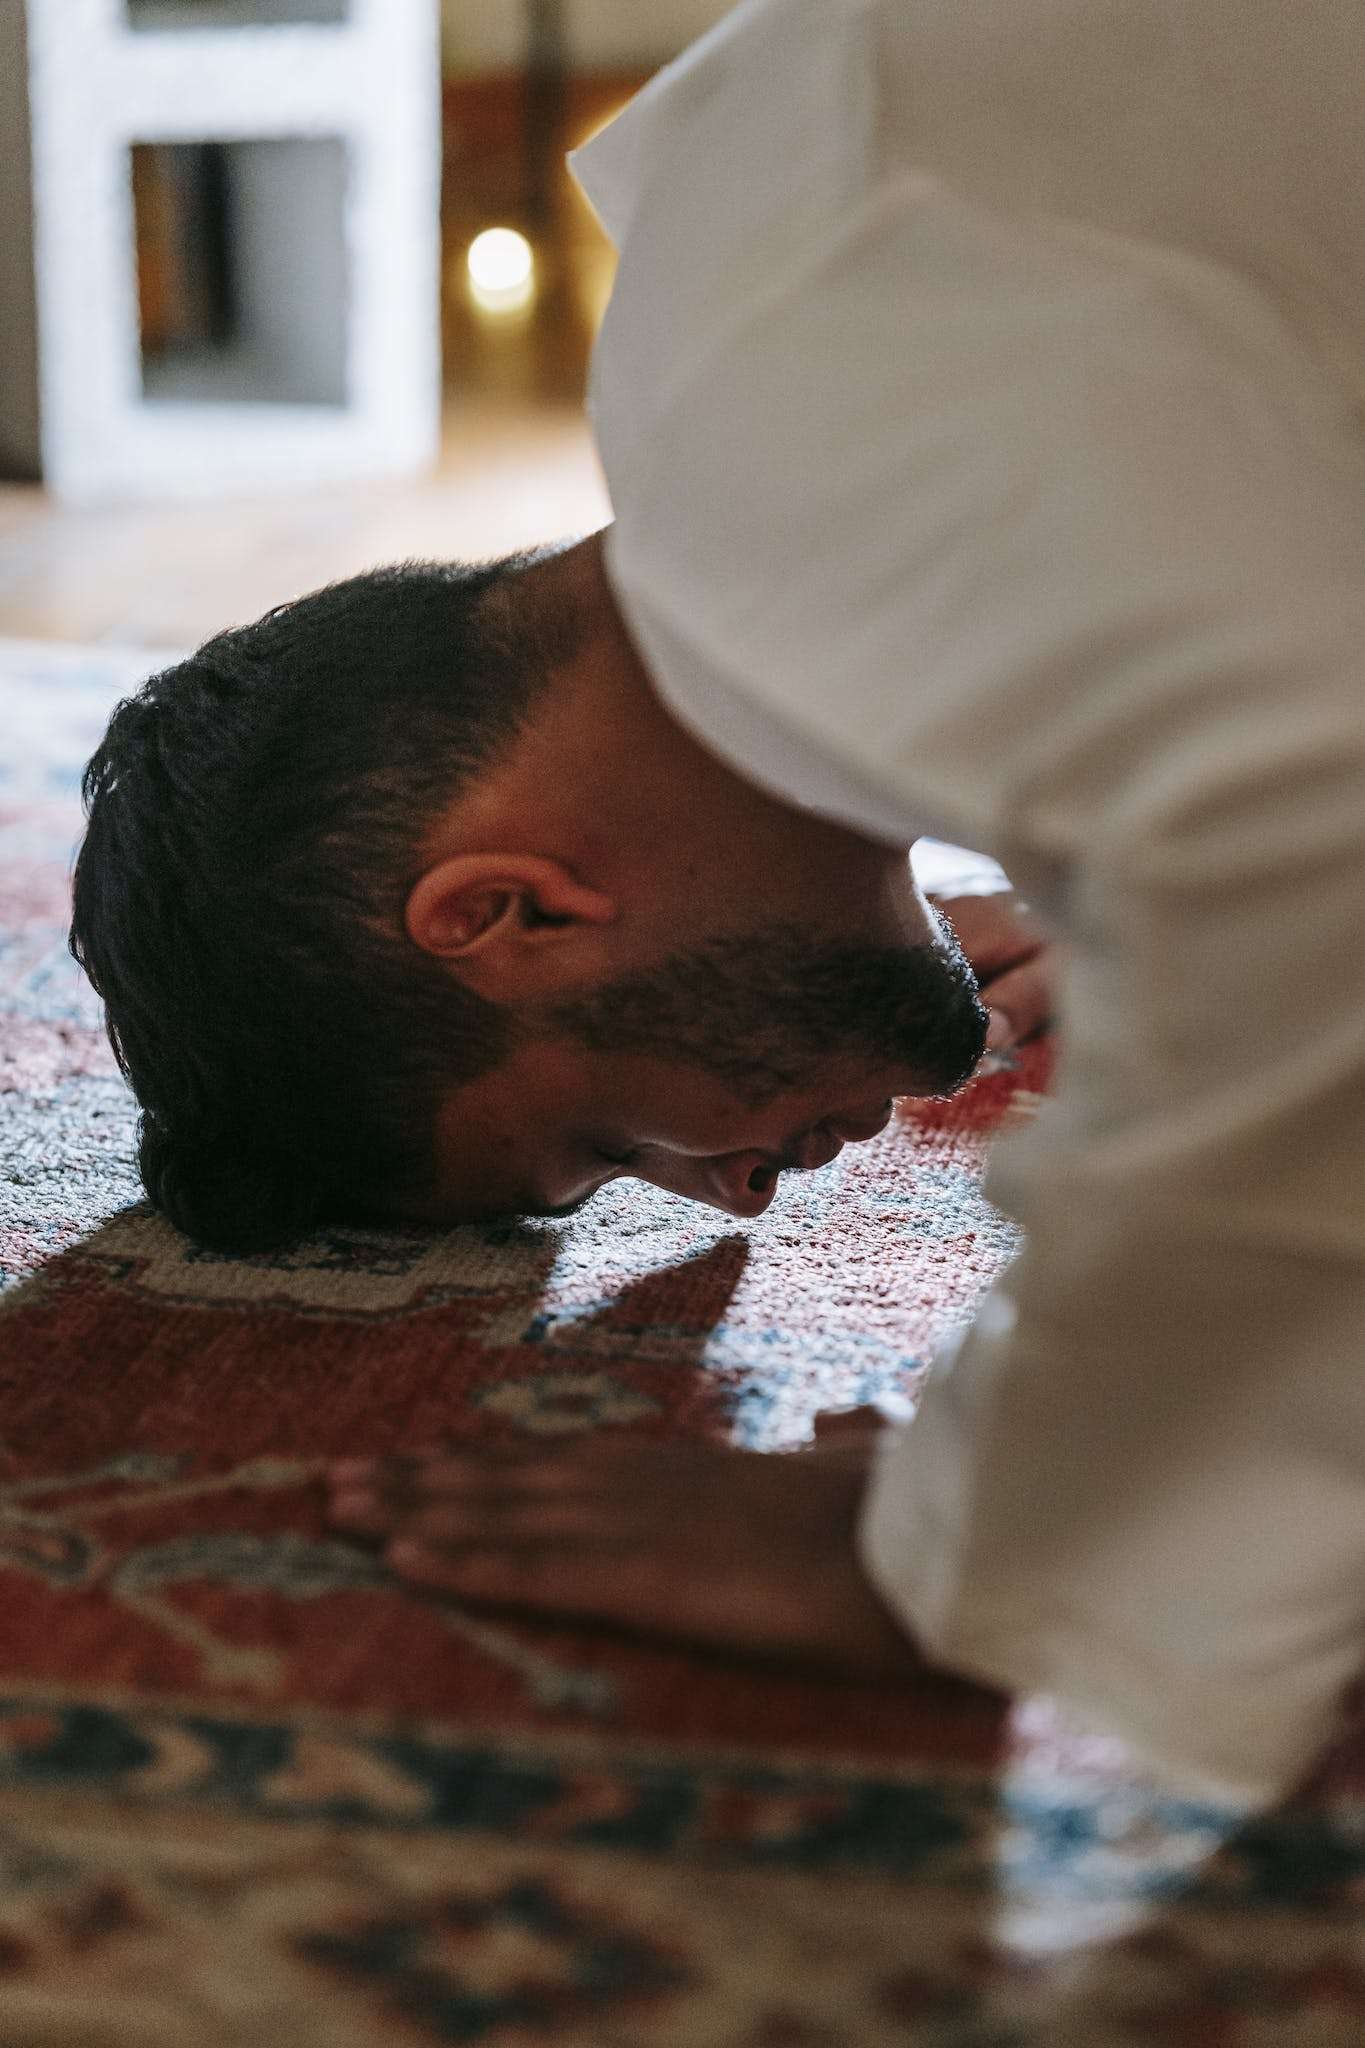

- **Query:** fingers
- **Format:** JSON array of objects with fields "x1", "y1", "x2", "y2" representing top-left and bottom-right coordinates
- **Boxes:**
[
  {"x1": 325, "y1": 1439, "x2": 702, "y2": 1553},
  {"x1": 933, "y1": 889, "x2": 1047, "y2": 979},
  {"x1": 331, "y1": 1434, "x2": 666, "y2": 1491},
  {"x1": 386, "y1": 1540, "x2": 535, "y2": 1601},
  {"x1": 385, "y1": 1539, "x2": 627, "y2": 1619},
  {"x1": 984, "y1": 1007, "x2": 1015, "y2": 1052},
  {"x1": 931, "y1": 889, "x2": 1061, "y2": 1050},
  {"x1": 328, "y1": 1457, "x2": 651, "y2": 1618},
  {"x1": 329, "y1": 1437, "x2": 737, "y2": 1512},
  {"x1": 978, "y1": 954, "x2": 1056, "y2": 1047},
  {"x1": 330, "y1": 1485, "x2": 624, "y2": 1546},
  {"x1": 332, "y1": 1444, "x2": 577, "y2": 1488},
  {"x1": 336, "y1": 1453, "x2": 591, "y2": 1498}
]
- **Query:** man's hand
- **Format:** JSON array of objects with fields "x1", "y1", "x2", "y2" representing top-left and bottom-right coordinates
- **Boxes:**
[
  {"x1": 326, "y1": 1411, "x2": 926, "y2": 1681},
  {"x1": 932, "y1": 890, "x2": 1060, "y2": 1052}
]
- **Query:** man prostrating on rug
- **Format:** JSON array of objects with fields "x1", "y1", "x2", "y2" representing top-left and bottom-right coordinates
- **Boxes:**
[{"x1": 70, "y1": 0, "x2": 1365, "y2": 1808}]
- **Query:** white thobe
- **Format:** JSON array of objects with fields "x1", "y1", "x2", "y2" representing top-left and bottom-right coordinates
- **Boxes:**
[{"x1": 571, "y1": 0, "x2": 1365, "y2": 1803}]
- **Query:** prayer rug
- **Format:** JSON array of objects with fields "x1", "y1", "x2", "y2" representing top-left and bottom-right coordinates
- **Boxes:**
[{"x1": 2, "y1": 634, "x2": 1364, "y2": 2047}]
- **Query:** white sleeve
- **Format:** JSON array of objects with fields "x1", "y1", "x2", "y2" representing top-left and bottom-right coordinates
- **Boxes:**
[{"x1": 860, "y1": 761, "x2": 1365, "y2": 1803}]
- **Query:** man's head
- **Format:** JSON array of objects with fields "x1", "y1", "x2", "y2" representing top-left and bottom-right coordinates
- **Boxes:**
[{"x1": 70, "y1": 532, "x2": 987, "y2": 1252}]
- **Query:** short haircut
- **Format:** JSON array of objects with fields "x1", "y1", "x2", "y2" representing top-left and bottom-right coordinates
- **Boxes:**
[{"x1": 70, "y1": 553, "x2": 575, "y2": 1254}]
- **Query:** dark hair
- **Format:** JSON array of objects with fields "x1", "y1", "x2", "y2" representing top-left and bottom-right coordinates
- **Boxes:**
[{"x1": 70, "y1": 553, "x2": 576, "y2": 1253}]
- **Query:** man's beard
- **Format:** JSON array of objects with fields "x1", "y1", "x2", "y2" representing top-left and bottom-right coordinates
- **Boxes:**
[{"x1": 540, "y1": 915, "x2": 987, "y2": 1107}]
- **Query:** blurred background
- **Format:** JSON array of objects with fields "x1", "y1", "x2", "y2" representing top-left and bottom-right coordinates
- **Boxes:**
[{"x1": 0, "y1": 0, "x2": 731, "y2": 649}]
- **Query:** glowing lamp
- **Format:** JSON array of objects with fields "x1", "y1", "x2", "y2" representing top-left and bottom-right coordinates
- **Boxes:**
[{"x1": 466, "y1": 228, "x2": 535, "y2": 312}]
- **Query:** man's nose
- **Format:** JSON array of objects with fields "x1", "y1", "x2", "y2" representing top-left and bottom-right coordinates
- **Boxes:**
[
  {"x1": 642, "y1": 1149, "x2": 779, "y2": 1217},
  {"x1": 704, "y1": 1150, "x2": 781, "y2": 1215}
]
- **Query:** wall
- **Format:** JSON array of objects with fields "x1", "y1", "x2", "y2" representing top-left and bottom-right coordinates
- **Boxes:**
[
  {"x1": 441, "y1": 0, "x2": 731, "y2": 74},
  {"x1": 0, "y1": 0, "x2": 40, "y2": 475}
]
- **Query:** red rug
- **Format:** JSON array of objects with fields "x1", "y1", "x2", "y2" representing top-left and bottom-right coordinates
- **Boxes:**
[{"x1": 3, "y1": 637, "x2": 1364, "y2": 2047}]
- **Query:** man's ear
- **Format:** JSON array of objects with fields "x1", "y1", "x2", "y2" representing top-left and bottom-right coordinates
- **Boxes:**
[{"x1": 404, "y1": 853, "x2": 617, "y2": 1000}]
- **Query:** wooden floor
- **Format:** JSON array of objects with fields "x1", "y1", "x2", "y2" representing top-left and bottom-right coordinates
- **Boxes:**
[{"x1": 0, "y1": 397, "x2": 612, "y2": 651}]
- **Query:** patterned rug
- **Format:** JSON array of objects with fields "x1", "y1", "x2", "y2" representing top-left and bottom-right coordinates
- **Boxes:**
[{"x1": 3, "y1": 636, "x2": 1365, "y2": 2047}]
